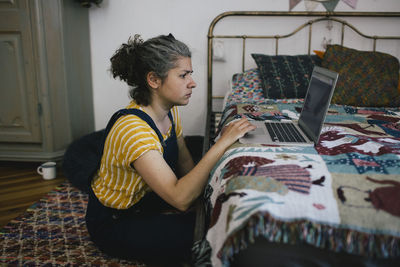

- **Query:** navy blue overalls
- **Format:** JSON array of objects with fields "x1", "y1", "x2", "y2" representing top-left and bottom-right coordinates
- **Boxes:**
[{"x1": 85, "y1": 109, "x2": 195, "y2": 264}]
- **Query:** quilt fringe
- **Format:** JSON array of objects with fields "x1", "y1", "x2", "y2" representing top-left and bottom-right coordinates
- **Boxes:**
[{"x1": 220, "y1": 212, "x2": 400, "y2": 264}]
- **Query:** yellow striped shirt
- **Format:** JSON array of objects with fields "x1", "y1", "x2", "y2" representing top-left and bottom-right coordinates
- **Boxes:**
[{"x1": 91, "y1": 101, "x2": 182, "y2": 209}]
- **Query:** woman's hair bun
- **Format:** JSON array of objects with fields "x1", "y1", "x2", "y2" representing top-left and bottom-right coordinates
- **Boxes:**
[
  {"x1": 110, "y1": 35, "x2": 143, "y2": 86},
  {"x1": 125, "y1": 34, "x2": 143, "y2": 55}
]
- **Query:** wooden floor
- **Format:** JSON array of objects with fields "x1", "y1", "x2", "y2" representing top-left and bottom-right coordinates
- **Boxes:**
[{"x1": 0, "y1": 161, "x2": 65, "y2": 228}]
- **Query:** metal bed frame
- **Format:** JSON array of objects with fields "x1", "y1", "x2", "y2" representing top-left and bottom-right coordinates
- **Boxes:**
[{"x1": 202, "y1": 11, "x2": 400, "y2": 155}]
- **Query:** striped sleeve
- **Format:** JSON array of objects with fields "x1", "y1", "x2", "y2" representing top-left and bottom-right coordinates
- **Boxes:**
[
  {"x1": 171, "y1": 106, "x2": 183, "y2": 137},
  {"x1": 106, "y1": 115, "x2": 162, "y2": 165}
]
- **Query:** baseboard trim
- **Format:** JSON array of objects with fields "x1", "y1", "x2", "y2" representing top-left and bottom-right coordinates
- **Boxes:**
[{"x1": 0, "y1": 150, "x2": 65, "y2": 162}]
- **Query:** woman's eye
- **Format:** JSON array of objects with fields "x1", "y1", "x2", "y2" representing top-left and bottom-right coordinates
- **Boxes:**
[{"x1": 180, "y1": 71, "x2": 192, "y2": 79}]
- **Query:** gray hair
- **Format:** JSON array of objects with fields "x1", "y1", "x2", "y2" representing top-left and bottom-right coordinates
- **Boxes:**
[{"x1": 110, "y1": 34, "x2": 191, "y2": 106}]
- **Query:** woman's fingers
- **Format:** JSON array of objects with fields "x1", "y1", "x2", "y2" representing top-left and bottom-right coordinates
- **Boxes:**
[
  {"x1": 234, "y1": 117, "x2": 256, "y2": 130},
  {"x1": 223, "y1": 117, "x2": 256, "y2": 140},
  {"x1": 236, "y1": 118, "x2": 256, "y2": 136}
]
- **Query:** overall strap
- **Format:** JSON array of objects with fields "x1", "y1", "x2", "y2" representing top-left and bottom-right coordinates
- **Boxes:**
[{"x1": 104, "y1": 109, "x2": 173, "y2": 150}]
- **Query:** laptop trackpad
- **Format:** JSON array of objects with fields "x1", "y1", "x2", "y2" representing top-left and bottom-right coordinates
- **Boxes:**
[
  {"x1": 245, "y1": 121, "x2": 267, "y2": 137},
  {"x1": 239, "y1": 121, "x2": 269, "y2": 144},
  {"x1": 249, "y1": 124, "x2": 265, "y2": 135}
]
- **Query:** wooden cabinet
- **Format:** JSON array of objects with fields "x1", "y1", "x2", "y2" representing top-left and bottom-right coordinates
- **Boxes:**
[{"x1": 0, "y1": 0, "x2": 94, "y2": 161}]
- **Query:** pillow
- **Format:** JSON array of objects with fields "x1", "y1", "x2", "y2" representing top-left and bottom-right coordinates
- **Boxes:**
[
  {"x1": 227, "y1": 68, "x2": 265, "y2": 105},
  {"x1": 321, "y1": 45, "x2": 400, "y2": 107},
  {"x1": 251, "y1": 54, "x2": 321, "y2": 99},
  {"x1": 313, "y1": 50, "x2": 325, "y2": 60},
  {"x1": 315, "y1": 48, "x2": 400, "y2": 97}
]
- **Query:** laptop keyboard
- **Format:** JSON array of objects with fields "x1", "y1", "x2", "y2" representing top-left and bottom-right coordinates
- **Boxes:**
[{"x1": 265, "y1": 122, "x2": 306, "y2": 143}]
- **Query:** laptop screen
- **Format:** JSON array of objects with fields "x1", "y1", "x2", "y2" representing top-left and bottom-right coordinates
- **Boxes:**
[{"x1": 298, "y1": 67, "x2": 338, "y2": 143}]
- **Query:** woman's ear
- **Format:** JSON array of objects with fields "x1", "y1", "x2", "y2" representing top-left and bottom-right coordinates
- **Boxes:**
[{"x1": 146, "y1": 72, "x2": 161, "y2": 89}]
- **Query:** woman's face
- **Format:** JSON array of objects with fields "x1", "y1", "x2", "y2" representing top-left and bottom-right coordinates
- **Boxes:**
[{"x1": 158, "y1": 57, "x2": 196, "y2": 107}]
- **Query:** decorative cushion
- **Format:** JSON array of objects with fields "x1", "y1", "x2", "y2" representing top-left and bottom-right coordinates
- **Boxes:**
[
  {"x1": 251, "y1": 54, "x2": 321, "y2": 99},
  {"x1": 321, "y1": 45, "x2": 400, "y2": 107},
  {"x1": 313, "y1": 50, "x2": 325, "y2": 59},
  {"x1": 227, "y1": 68, "x2": 265, "y2": 105}
]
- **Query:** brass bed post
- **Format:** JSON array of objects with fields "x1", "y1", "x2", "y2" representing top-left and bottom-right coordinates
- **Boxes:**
[
  {"x1": 203, "y1": 33, "x2": 213, "y2": 155},
  {"x1": 308, "y1": 22, "x2": 312, "y2": 55},
  {"x1": 341, "y1": 23, "x2": 345, "y2": 46},
  {"x1": 204, "y1": 12, "x2": 229, "y2": 154},
  {"x1": 242, "y1": 36, "x2": 246, "y2": 72}
]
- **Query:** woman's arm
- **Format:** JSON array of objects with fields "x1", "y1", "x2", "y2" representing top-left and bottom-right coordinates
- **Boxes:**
[
  {"x1": 176, "y1": 135, "x2": 195, "y2": 177},
  {"x1": 133, "y1": 117, "x2": 255, "y2": 211}
]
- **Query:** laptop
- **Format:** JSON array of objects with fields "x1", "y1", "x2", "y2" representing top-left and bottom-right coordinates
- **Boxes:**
[{"x1": 239, "y1": 66, "x2": 339, "y2": 146}]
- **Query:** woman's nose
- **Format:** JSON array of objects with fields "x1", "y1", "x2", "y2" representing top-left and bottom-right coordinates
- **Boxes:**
[{"x1": 188, "y1": 76, "x2": 196, "y2": 89}]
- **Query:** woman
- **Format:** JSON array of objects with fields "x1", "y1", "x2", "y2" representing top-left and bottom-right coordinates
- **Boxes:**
[{"x1": 85, "y1": 34, "x2": 255, "y2": 264}]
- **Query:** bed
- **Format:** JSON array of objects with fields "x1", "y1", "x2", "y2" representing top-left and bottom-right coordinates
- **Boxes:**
[{"x1": 194, "y1": 11, "x2": 400, "y2": 267}]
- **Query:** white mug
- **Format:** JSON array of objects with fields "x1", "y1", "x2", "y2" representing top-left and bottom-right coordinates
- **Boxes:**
[{"x1": 37, "y1": 162, "x2": 57, "y2": 180}]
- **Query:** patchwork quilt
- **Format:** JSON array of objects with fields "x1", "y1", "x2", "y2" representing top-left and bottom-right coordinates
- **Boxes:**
[{"x1": 200, "y1": 100, "x2": 400, "y2": 267}]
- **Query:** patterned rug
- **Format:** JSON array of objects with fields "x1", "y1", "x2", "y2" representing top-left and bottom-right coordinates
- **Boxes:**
[{"x1": 0, "y1": 181, "x2": 146, "y2": 266}]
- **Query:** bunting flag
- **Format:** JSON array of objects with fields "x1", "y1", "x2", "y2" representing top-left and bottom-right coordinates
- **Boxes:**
[
  {"x1": 304, "y1": 0, "x2": 319, "y2": 11},
  {"x1": 342, "y1": 0, "x2": 358, "y2": 9},
  {"x1": 289, "y1": 0, "x2": 358, "y2": 11},
  {"x1": 322, "y1": 0, "x2": 340, "y2": 11},
  {"x1": 289, "y1": 0, "x2": 302, "y2": 11}
]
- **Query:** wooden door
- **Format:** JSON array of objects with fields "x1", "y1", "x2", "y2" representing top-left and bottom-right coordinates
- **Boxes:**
[{"x1": 0, "y1": 0, "x2": 42, "y2": 143}]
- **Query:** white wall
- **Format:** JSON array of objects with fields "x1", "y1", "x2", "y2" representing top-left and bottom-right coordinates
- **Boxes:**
[{"x1": 89, "y1": 0, "x2": 400, "y2": 136}]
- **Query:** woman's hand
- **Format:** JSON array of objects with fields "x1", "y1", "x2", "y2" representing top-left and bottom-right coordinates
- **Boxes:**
[{"x1": 217, "y1": 117, "x2": 256, "y2": 149}]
